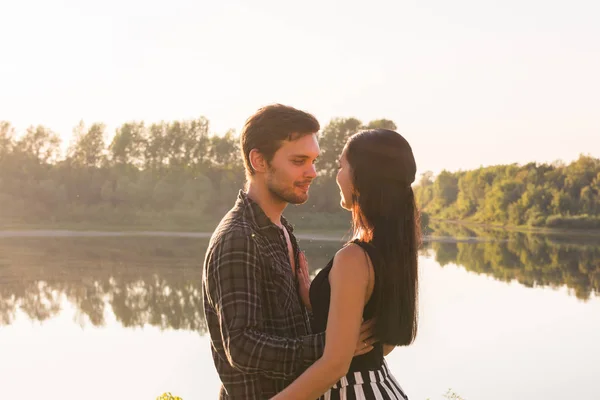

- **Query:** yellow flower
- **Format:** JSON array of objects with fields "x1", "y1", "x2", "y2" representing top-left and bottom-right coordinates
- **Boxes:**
[{"x1": 156, "y1": 392, "x2": 183, "y2": 400}]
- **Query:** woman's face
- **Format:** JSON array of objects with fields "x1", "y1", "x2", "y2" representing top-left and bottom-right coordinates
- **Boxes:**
[{"x1": 336, "y1": 146, "x2": 354, "y2": 210}]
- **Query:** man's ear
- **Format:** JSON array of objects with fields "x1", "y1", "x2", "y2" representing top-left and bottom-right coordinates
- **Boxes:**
[{"x1": 249, "y1": 149, "x2": 268, "y2": 173}]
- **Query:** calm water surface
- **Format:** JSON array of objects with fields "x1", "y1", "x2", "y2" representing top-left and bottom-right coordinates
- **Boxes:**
[{"x1": 0, "y1": 231, "x2": 598, "y2": 399}]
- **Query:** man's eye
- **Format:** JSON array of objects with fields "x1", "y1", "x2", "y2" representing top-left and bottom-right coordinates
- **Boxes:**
[{"x1": 293, "y1": 160, "x2": 304, "y2": 165}]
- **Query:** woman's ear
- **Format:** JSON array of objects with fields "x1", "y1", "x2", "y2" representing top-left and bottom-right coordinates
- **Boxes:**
[{"x1": 249, "y1": 149, "x2": 267, "y2": 173}]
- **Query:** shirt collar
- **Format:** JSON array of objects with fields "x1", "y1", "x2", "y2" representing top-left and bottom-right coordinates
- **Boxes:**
[{"x1": 236, "y1": 190, "x2": 294, "y2": 233}]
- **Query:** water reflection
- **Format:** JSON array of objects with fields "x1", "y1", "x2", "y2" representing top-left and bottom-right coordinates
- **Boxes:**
[
  {"x1": 0, "y1": 237, "x2": 207, "y2": 332},
  {"x1": 0, "y1": 228, "x2": 598, "y2": 331},
  {"x1": 427, "y1": 222, "x2": 600, "y2": 300}
]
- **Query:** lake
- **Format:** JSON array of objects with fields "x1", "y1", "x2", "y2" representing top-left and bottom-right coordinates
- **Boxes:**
[{"x1": 0, "y1": 229, "x2": 598, "y2": 399}]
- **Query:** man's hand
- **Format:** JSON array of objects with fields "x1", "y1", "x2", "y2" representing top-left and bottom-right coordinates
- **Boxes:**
[
  {"x1": 354, "y1": 318, "x2": 378, "y2": 356},
  {"x1": 297, "y1": 251, "x2": 312, "y2": 311}
]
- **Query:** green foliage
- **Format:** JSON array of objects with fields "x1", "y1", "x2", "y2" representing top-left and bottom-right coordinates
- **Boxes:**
[
  {"x1": 364, "y1": 119, "x2": 397, "y2": 131},
  {"x1": 6, "y1": 115, "x2": 594, "y2": 234},
  {"x1": 316, "y1": 117, "x2": 363, "y2": 178},
  {"x1": 433, "y1": 170, "x2": 459, "y2": 208},
  {"x1": 0, "y1": 117, "x2": 402, "y2": 230},
  {"x1": 414, "y1": 156, "x2": 600, "y2": 230},
  {"x1": 68, "y1": 121, "x2": 107, "y2": 167},
  {"x1": 420, "y1": 211, "x2": 431, "y2": 234}
]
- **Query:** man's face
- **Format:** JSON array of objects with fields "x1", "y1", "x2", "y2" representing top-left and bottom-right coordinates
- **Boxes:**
[{"x1": 265, "y1": 133, "x2": 320, "y2": 205}]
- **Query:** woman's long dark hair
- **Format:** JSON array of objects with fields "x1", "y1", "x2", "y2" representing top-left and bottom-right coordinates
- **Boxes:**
[{"x1": 345, "y1": 129, "x2": 420, "y2": 346}]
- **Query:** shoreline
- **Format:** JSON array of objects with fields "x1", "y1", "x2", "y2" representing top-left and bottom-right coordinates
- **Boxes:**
[
  {"x1": 0, "y1": 229, "x2": 500, "y2": 243},
  {"x1": 432, "y1": 218, "x2": 600, "y2": 239}
]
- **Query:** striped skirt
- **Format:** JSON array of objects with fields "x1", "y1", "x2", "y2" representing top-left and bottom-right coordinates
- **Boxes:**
[{"x1": 319, "y1": 360, "x2": 408, "y2": 400}]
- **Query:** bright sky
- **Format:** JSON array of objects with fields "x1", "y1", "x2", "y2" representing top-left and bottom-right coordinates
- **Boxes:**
[{"x1": 1, "y1": 0, "x2": 599, "y2": 174}]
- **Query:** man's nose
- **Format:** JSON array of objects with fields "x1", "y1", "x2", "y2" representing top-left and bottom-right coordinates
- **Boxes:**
[{"x1": 305, "y1": 163, "x2": 317, "y2": 179}]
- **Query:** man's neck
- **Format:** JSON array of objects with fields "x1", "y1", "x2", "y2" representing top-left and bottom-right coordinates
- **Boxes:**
[{"x1": 246, "y1": 181, "x2": 287, "y2": 228}]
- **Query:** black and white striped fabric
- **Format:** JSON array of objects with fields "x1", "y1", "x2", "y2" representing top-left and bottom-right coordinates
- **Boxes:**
[{"x1": 320, "y1": 360, "x2": 408, "y2": 400}]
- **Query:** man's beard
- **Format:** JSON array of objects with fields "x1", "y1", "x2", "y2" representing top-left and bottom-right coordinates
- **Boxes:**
[{"x1": 266, "y1": 167, "x2": 309, "y2": 205}]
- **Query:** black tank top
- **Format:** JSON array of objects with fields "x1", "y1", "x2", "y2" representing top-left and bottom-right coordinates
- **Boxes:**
[{"x1": 309, "y1": 240, "x2": 384, "y2": 371}]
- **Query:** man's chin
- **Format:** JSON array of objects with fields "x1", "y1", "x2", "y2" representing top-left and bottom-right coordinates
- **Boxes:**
[
  {"x1": 271, "y1": 188, "x2": 309, "y2": 205},
  {"x1": 289, "y1": 193, "x2": 309, "y2": 205}
]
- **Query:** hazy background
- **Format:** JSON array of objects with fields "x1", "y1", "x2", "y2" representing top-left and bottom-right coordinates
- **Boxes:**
[{"x1": 1, "y1": 0, "x2": 599, "y2": 175}]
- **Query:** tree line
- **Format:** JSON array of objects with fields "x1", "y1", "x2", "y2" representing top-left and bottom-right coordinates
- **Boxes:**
[
  {"x1": 0, "y1": 117, "x2": 396, "y2": 230},
  {"x1": 414, "y1": 155, "x2": 600, "y2": 230},
  {"x1": 2, "y1": 116, "x2": 598, "y2": 232}
]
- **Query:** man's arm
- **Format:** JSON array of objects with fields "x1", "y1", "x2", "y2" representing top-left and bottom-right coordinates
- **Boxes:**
[{"x1": 204, "y1": 232, "x2": 325, "y2": 380}]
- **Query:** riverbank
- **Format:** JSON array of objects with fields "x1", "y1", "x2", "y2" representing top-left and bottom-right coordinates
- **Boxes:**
[
  {"x1": 432, "y1": 218, "x2": 600, "y2": 239},
  {"x1": 0, "y1": 229, "x2": 501, "y2": 243}
]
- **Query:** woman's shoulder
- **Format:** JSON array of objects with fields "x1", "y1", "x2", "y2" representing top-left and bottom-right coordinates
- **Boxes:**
[
  {"x1": 330, "y1": 242, "x2": 372, "y2": 278},
  {"x1": 336, "y1": 241, "x2": 368, "y2": 257}
]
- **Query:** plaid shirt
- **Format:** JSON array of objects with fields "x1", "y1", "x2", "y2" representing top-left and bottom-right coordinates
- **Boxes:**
[{"x1": 203, "y1": 191, "x2": 326, "y2": 399}]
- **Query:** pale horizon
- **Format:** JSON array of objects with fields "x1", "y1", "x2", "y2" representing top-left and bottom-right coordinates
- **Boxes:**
[{"x1": 1, "y1": 0, "x2": 598, "y2": 176}]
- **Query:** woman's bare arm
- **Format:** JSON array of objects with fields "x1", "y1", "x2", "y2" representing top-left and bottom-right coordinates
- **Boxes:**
[{"x1": 271, "y1": 244, "x2": 372, "y2": 400}]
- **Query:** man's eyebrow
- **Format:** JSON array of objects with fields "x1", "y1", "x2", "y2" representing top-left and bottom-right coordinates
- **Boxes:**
[{"x1": 289, "y1": 154, "x2": 319, "y2": 159}]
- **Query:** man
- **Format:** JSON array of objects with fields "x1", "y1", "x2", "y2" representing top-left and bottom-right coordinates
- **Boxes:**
[{"x1": 203, "y1": 104, "x2": 375, "y2": 399}]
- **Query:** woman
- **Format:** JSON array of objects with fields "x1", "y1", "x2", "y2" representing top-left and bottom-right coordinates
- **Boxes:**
[{"x1": 272, "y1": 129, "x2": 420, "y2": 400}]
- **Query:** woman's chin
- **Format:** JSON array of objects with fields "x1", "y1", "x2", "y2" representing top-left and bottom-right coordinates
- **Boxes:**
[{"x1": 340, "y1": 199, "x2": 351, "y2": 211}]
